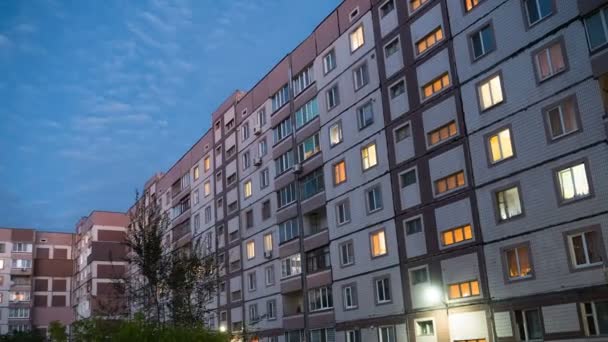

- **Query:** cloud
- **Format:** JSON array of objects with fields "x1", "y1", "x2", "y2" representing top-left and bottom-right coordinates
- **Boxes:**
[
  {"x1": 92, "y1": 100, "x2": 132, "y2": 113},
  {"x1": 0, "y1": 34, "x2": 12, "y2": 48},
  {"x1": 140, "y1": 11, "x2": 175, "y2": 33},
  {"x1": 14, "y1": 23, "x2": 36, "y2": 34}
]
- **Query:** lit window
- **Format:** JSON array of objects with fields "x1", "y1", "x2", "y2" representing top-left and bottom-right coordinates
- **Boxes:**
[
  {"x1": 343, "y1": 285, "x2": 357, "y2": 309},
  {"x1": 524, "y1": 0, "x2": 553, "y2": 26},
  {"x1": 535, "y1": 41, "x2": 566, "y2": 81},
  {"x1": 193, "y1": 166, "x2": 200, "y2": 180},
  {"x1": 434, "y1": 171, "x2": 465, "y2": 195},
  {"x1": 442, "y1": 225, "x2": 473, "y2": 246},
  {"x1": 395, "y1": 123, "x2": 410, "y2": 142},
  {"x1": 448, "y1": 280, "x2": 480, "y2": 299},
  {"x1": 416, "y1": 27, "x2": 444, "y2": 55},
  {"x1": 350, "y1": 26, "x2": 365, "y2": 52},
  {"x1": 334, "y1": 161, "x2": 347, "y2": 185},
  {"x1": 353, "y1": 63, "x2": 369, "y2": 90},
  {"x1": 385, "y1": 37, "x2": 399, "y2": 57},
  {"x1": 390, "y1": 80, "x2": 405, "y2": 99},
  {"x1": 323, "y1": 49, "x2": 337, "y2": 74},
  {"x1": 464, "y1": 0, "x2": 481, "y2": 12},
  {"x1": 567, "y1": 230, "x2": 603, "y2": 268},
  {"x1": 585, "y1": 7, "x2": 608, "y2": 51},
  {"x1": 422, "y1": 73, "x2": 450, "y2": 99},
  {"x1": 329, "y1": 122, "x2": 343, "y2": 146},
  {"x1": 336, "y1": 201, "x2": 350, "y2": 225},
  {"x1": 375, "y1": 277, "x2": 391, "y2": 303},
  {"x1": 361, "y1": 143, "x2": 378, "y2": 170},
  {"x1": 246, "y1": 241, "x2": 255, "y2": 260},
  {"x1": 357, "y1": 101, "x2": 374, "y2": 129},
  {"x1": 203, "y1": 181, "x2": 211, "y2": 196},
  {"x1": 478, "y1": 74, "x2": 504, "y2": 111},
  {"x1": 409, "y1": 0, "x2": 429, "y2": 13},
  {"x1": 416, "y1": 320, "x2": 434, "y2": 336},
  {"x1": 297, "y1": 133, "x2": 320, "y2": 162},
  {"x1": 557, "y1": 163, "x2": 590, "y2": 201},
  {"x1": 340, "y1": 241, "x2": 354, "y2": 266},
  {"x1": 380, "y1": 0, "x2": 395, "y2": 18},
  {"x1": 471, "y1": 24, "x2": 494, "y2": 60},
  {"x1": 428, "y1": 121, "x2": 457, "y2": 146},
  {"x1": 505, "y1": 245, "x2": 532, "y2": 280},
  {"x1": 405, "y1": 217, "x2": 422, "y2": 235},
  {"x1": 244, "y1": 180, "x2": 252, "y2": 199},
  {"x1": 326, "y1": 85, "x2": 340, "y2": 110},
  {"x1": 546, "y1": 98, "x2": 579, "y2": 139},
  {"x1": 370, "y1": 229, "x2": 387, "y2": 257},
  {"x1": 366, "y1": 186, "x2": 383, "y2": 212},
  {"x1": 496, "y1": 186, "x2": 522, "y2": 221},
  {"x1": 488, "y1": 128, "x2": 514, "y2": 163},
  {"x1": 582, "y1": 301, "x2": 608, "y2": 336},
  {"x1": 515, "y1": 309, "x2": 543, "y2": 340}
]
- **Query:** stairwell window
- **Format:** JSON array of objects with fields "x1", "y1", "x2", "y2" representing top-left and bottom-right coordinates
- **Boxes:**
[
  {"x1": 434, "y1": 171, "x2": 465, "y2": 195},
  {"x1": 416, "y1": 27, "x2": 444, "y2": 56},
  {"x1": 409, "y1": 0, "x2": 429, "y2": 13},
  {"x1": 428, "y1": 121, "x2": 457, "y2": 146},
  {"x1": 422, "y1": 73, "x2": 450, "y2": 100},
  {"x1": 350, "y1": 25, "x2": 365, "y2": 52},
  {"x1": 448, "y1": 280, "x2": 480, "y2": 299},
  {"x1": 442, "y1": 224, "x2": 473, "y2": 246},
  {"x1": 464, "y1": 0, "x2": 481, "y2": 12}
]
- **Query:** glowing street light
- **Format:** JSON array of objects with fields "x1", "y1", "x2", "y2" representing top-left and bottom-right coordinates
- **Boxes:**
[
  {"x1": 424, "y1": 285, "x2": 444, "y2": 305},
  {"x1": 219, "y1": 324, "x2": 227, "y2": 333}
]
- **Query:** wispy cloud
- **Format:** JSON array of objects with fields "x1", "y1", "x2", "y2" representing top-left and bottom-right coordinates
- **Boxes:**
[
  {"x1": 14, "y1": 23, "x2": 36, "y2": 34},
  {"x1": 0, "y1": 34, "x2": 11, "y2": 48}
]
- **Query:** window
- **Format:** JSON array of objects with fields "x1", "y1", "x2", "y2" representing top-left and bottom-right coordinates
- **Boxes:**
[
  {"x1": 343, "y1": 285, "x2": 357, "y2": 309},
  {"x1": 334, "y1": 161, "x2": 347, "y2": 185},
  {"x1": 535, "y1": 41, "x2": 566, "y2": 81},
  {"x1": 384, "y1": 37, "x2": 399, "y2": 57},
  {"x1": 375, "y1": 277, "x2": 391, "y2": 303},
  {"x1": 416, "y1": 320, "x2": 435, "y2": 336},
  {"x1": 281, "y1": 253, "x2": 301, "y2": 278},
  {"x1": 448, "y1": 280, "x2": 480, "y2": 299},
  {"x1": 380, "y1": 0, "x2": 395, "y2": 17},
  {"x1": 370, "y1": 229, "x2": 387, "y2": 257},
  {"x1": 306, "y1": 247, "x2": 331, "y2": 274},
  {"x1": 361, "y1": 143, "x2": 378, "y2": 170},
  {"x1": 257, "y1": 109, "x2": 266, "y2": 126},
  {"x1": 242, "y1": 152, "x2": 251, "y2": 170},
  {"x1": 478, "y1": 74, "x2": 504, "y2": 111},
  {"x1": 262, "y1": 200, "x2": 271, "y2": 220},
  {"x1": 340, "y1": 241, "x2": 354, "y2": 266},
  {"x1": 8, "y1": 308, "x2": 29, "y2": 319},
  {"x1": 389, "y1": 81, "x2": 406, "y2": 100},
  {"x1": 227, "y1": 173, "x2": 236, "y2": 185},
  {"x1": 405, "y1": 217, "x2": 422, "y2": 235},
  {"x1": 329, "y1": 122, "x2": 343, "y2": 146},
  {"x1": 409, "y1": 0, "x2": 429, "y2": 13},
  {"x1": 192, "y1": 189, "x2": 199, "y2": 205},
  {"x1": 323, "y1": 49, "x2": 336, "y2": 74},
  {"x1": 416, "y1": 27, "x2": 444, "y2": 55},
  {"x1": 567, "y1": 229, "x2": 603, "y2": 268},
  {"x1": 248, "y1": 272, "x2": 256, "y2": 291},
  {"x1": 357, "y1": 101, "x2": 374, "y2": 129},
  {"x1": 246, "y1": 241, "x2": 255, "y2": 260},
  {"x1": 12, "y1": 243, "x2": 32, "y2": 253},
  {"x1": 411, "y1": 267, "x2": 429, "y2": 285},
  {"x1": 295, "y1": 97, "x2": 319, "y2": 129},
  {"x1": 582, "y1": 301, "x2": 608, "y2": 336},
  {"x1": 248, "y1": 304, "x2": 258, "y2": 322},
  {"x1": 488, "y1": 127, "x2": 514, "y2": 163},
  {"x1": 277, "y1": 183, "x2": 297, "y2": 208},
  {"x1": 265, "y1": 266, "x2": 275, "y2": 286},
  {"x1": 203, "y1": 181, "x2": 211, "y2": 196},
  {"x1": 275, "y1": 150, "x2": 294, "y2": 175},
  {"x1": 245, "y1": 210, "x2": 253, "y2": 228},
  {"x1": 267, "y1": 300, "x2": 276, "y2": 319},
  {"x1": 292, "y1": 65, "x2": 313, "y2": 96},
  {"x1": 204, "y1": 156, "x2": 211, "y2": 171},
  {"x1": 244, "y1": 180, "x2": 252, "y2": 199},
  {"x1": 326, "y1": 85, "x2": 340, "y2": 110},
  {"x1": 204, "y1": 206, "x2": 211, "y2": 223},
  {"x1": 336, "y1": 201, "x2": 350, "y2": 225},
  {"x1": 310, "y1": 328, "x2": 335, "y2": 342},
  {"x1": 259, "y1": 139, "x2": 268, "y2": 157},
  {"x1": 505, "y1": 244, "x2": 533, "y2": 280},
  {"x1": 442, "y1": 225, "x2": 473, "y2": 246},
  {"x1": 349, "y1": 8, "x2": 359, "y2": 21},
  {"x1": 428, "y1": 121, "x2": 457, "y2": 146},
  {"x1": 260, "y1": 168, "x2": 269, "y2": 189},
  {"x1": 379, "y1": 326, "x2": 396, "y2": 342},
  {"x1": 193, "y1": 166, "x2": 200, "y2": 180},
  {"x1": 423, "y1": 73, "x2": 450, "y2": 99},
  {"x1": 395, "y1": 124, "x2": 410, "y2": 142},
  {"x1": 465, "y1": 0, "x2": 481, "y2": 12},
  {"x1": 524, "y1": 0, "x2": 553, "y2": 26},
  {"x1": 585, "y1": 7, "x2": 608, "y2": 51},
  {"x1": 515, "y1": 309, "x2": 543, "y2": 341},
  {"x1": 273, "y1": 117, "x2": 292, "y2": 143},
  {"x1": 434, "y1": 171, "x2": 465, "y2": 195},
  {"x1": 471, "y1": 24, "x2": 494, "y2": 60},
  {"x1": 366, "y1": 186, "x2": 383, "y2": 212},
  {"x1": 298, "y1": 133, "x2": 320, "y2": 162},
  {"x1": 193, "y1": 214, "x2": 200, "y2": 231},
  {"x1": 353, "y1": 63, "x2": 369, "y2": 90},
  {"x1": 0, "y1": 243, "x2": 5, "y2": 253},
  {"x1": 12, "y1": 259, "x2": 32, "y2": 269},
  {"x1": 346, "y1": 330, "x2": 361, "y2": 342},
  {"x1": 279, "y1": 218, "x2": 299, "y2": 243},
  {"x1": 556, "y1": 162, "x2": 590, "y2": 202},
  {"x1": 300, "y1": 168, "x2": 324, "y2": 200},
  {"x1": 350, "y1": 26, "x2": 364, "y2": 52},
  {"x1": 400, "y1": 169, "x2": 416, "y2": 188},
  {"x1": 242, "y1": 122, "x2": 250, "y2": 141},
  {"x1": 9, "y1": 291, "x2": 30, "y2": 302},
  {"x1": 271, "y1": 84, "x2": 289, "y2": 112},
  {"x1": 263, "y1": 233, "x2": 273, "y2": 253},
  {"x1": 496, "y1": 186, "x2": 523, "y2": 221},
  {"x1": 545, "y1": 97, "x2": 579, "y2": 139}
]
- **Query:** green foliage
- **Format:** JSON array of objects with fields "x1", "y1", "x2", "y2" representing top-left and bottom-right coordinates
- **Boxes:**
[
  {"x1": 0, "y1": 331, "x2": 44, "y2": 342},
  {"x1": 71, "y1": 315, "x2": 229, "y2": 342},
  {"x1": 48, "y1": 321, "x2": 68, "y2": 342}
]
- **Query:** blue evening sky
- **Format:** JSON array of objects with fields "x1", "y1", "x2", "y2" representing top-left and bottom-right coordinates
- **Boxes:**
[{"x1": 0, "y1": 0, "x2": 341, "y2": 232}]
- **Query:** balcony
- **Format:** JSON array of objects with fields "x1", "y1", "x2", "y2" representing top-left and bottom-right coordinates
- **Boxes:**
[
  {"x1": 281, "y1": 274, "x2": 302, "y2": 294},
  {"x1": 282, "y1": 292, "x2": 303, "y2": 318}
]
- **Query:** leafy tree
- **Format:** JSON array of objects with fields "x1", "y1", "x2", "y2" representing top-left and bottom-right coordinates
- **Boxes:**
[{"x1": 48, "y1": 321, "x2": 68, "y2": 342}]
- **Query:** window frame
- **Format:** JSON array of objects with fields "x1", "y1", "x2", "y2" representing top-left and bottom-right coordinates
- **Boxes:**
[
  {"x1": 374, "y1": 275, "x2": 392, "y2": 305},
  {"x1": 356, "y1": 100, "x2": 374, "y2": 130},
  {"x1": 484, "y1": 124, "x2": 516, "y2": 166},
  {"x1": 493, "y1": 182, "x2": 525, "y2": 224},
  {"x1": 433, "y1": 170, "x2": 466, "y2": 196},
  {"x1": 394, "y1": 122, "x2": 411, "y2": 143},
  {"x1": 384, "y1": 36, "x2": 400, "y2": 59},
  {"x1": 333, "y1": 160, "x2": 347, "y2": 186},
  {"x1": 501, "y1": 241, "x2": 535, "y2": 283},
  {"x1": 353, "y1": 62, "x2": 369, "y2": 91},
  {"x1": 336, "y1": 199, "x2": 351, "y2": 226},
  {"x1": 552, "y1": 158, "x2": 594, "y2": 206},
  {"x1": 379, "y1": 0, "x2": 395, "y2": 18},
  {"x1": 404, "y1": 215, "x2": 423, "y2": 236},
  {"x1": 468, "y1": 21, "x2": 496, "y2": 62},
  {"x1": 531, "y1": 36, "x2": 568, "y2": 83},
  {"x1": 329, "y1": 120, "x2": 343, "y2": 147},
  {"x1": 349, "y1": 25, "x2": 365, "y2": 53},
  {"x1": 415, "y1": 319, "x2": 436, "y2": 337},
  {"x1": 563, "y1": 225, "x2": 606, "y2": 272},
  {"x1": 463, "y1": 0, "x2": 483, "y2": 14},
  {"x1": 323, "y1": 49, "x2": 337, "y2": 75},
  {"x1": 416, "y1": 26, "x2": 444, "y2": 57},
  {"x1": 421, "y1": 72, "x2": 451, "y2": 101},
  {"x1": 361, "y1": 141, "x2": 378, "y2": 171},
  {"x1": 326, "y1": 84, "x2": 340, "y2": 110},
  {"x1": 339, "y1": 239, "x2": 355, "y2": 267},
  {"x1": 522, "y1": 0, "x2": 556, "y2": 29},
  {"x1": 542, "y1": 94, "x2": 582, "y2": 143},
  {"x1": 342, "y1": 283, "x2": 358, "y2": 310},
  {"x1": 426, "y1": 120, "x2": 458, "y2": 148},
  {"x1": 369, "y1": 228, "x2": 388, "y2": 258},
  {"x1": 476, "y1": 71, "x2": 506, "y2": 113},
  {"x1": 365, "y1": 185, "x2": 383, "y2": 213}
]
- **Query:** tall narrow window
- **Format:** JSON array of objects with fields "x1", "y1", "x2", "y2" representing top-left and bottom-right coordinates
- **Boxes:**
[
  {"x1": 515, "y1": 309, "x2": 543, "y2": 341},
  {"x1": 422, "y1": 73, "x2": 450, "y2": 99},
  {"x1": 375, "y1": 277, "x2": 391, "y2": 303},
  {"x1": 329, "y1": 122, "x2": 343, "y2": 146},
  {"x1": 535, "y1": 41, "x2": 566, "y2": 81},
  {"x1": 326, "y1": 85, "x2": 340, "y2": 110},
  {"x1": 488, "y1": 128, "x2": 514, "y2": 163},
  {"x1": 367, "y1": 186, "x2": 383, "y2": 212},
  {"x1": 370, "y1": 229, "x2": 387, "y2": 257},
  {"x1": 464, "y1": 0, "x2": 481, "y2": 12},
  {"x1": 343, "y1": 285, "x2": 357, "y2": 309},
  {"x1": 353, "y1": 63, "x2": 369, "y2": 90},
  {"x1": 585, "y1": 7, "x2": 608, "y2": 51},
  {"x1": 471, "y1": 24, "x2": 494, "y2": 60},
  {"x1": 350, "y1": 26, "x2": 365, "y2": 52},
  {"x1": 556, "y1": 162, "x2": 590, "y2": 202},
  {"x1": 243, "y1": 180, "x2": 252, "y2": 199},
  {"x1": 336, "y1": 201, "x2": 350, "y2": 225},
  {"x1": 361, "y1": 143, "x2": 378, "y2": 170},
  {"x1": 340, "y1": 241, "x2": 354, "y2": 266},
  {"x1": 416, "y1": 27, "x2": 444, "y2": 55},
  {"x1": 246, "y1": 241, "x2": 255, "y2": 260},
  {"x1": 524, "y1": 0, "x2": 553, "y2": 26},
  {"x1": 333, "y1": 161, "x2": 347, "y2": 186},
  {"x1": 323, "y1": 49, "x2": 337, "y2": 74},
  {"x1": 496, "y1": 186, "x2": 523, "y2": 221},
  {"x1": 357, "y1": 101, "x2": 374, "y2": 129},
  {"x1": 478, "y1": 74, "x2": 504, "y2": 111},
  {"x1": 505, "y1": 245, "x2": 533, "y2": 280},
  {"x1": 379, "y1": 326, "x2": 396, "y2": 342},
  {"x1": 581, "y1": 301, "x2": 608, "y2": 336}
]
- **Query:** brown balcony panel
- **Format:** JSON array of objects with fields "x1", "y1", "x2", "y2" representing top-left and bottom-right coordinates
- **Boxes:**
[
  {"x1": 32, "y1": 307, "x2": 74, "y2": 326},
  {"x1": 591, "y1": 50, "x2": 608, "y2": 77},
  {"x1": 97, "y1": 229, "x2": 126, "y2": 243},
  {"x1": 301, "y1": 192, "x2": 325, "y2": 215},
  {"x1": 97, "y1": 264, "x2": 126, "y2": 279},
  {"x1": 280, "y1": 275, "x2": 302, "y2": 294},
  {"x1": 283, "y1": 314, "x2": 305, "y2": 330},
  {"x1": 87, "y1": 241, "x2": 127, "y2": 264},
  {"x1": 34, "y1": 259, "x2": 73, "y2": 277},
  {"x1": 279, "y1": 239, "x2": 300, "y2": 258},
  {"x1": 578, "y1": 0, "x2": 608, "y2": 16},
  {"x1": 303, "y1": 230, "x2": 329, "y2": 252},
  {"x1": 306, "y1": 269, "x2": 332, "y2": 289},
  {"x1": 308, "y1": 310, "x2": 335, "y2": 329},
  {"x1": 11, "y1": 229, "x2": 34, "y2": 242},
  {"x1": 10, "y1": 268, "x2": 32, "y2": 276}
]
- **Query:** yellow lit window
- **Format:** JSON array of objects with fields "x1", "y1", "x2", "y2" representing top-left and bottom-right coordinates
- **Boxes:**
[
  {"x1": 423, "y1": 73, "x2": 450, "y2": 99},
  {"x1": 204, "y1": 156, "x2": 211, "y2": 171},
  {"x1": 370, "y1": 229, "x2": 387, "y2": 257},
  {"x1": 193, "y1": 166, "x2": 200, "y2": 180},
  {"x1": 246, "y1": 241, "x2": 255, "y2": 260},
  {"x1": 557, "y1": 163, "x2": 590, "y2": 201},
  {"x1": 334, "y1": 161, "x2": 347, "y2": 185},
  {"x1": 434, "y1": 171, "x2": 465, "y2": 195},
  {"x1": 204, "y1": 181, "x2": 211, "y2": 196},
  {"x1": 479, "y1": 74, "x2": 504, "y2": 110},
  {"x1": 361, "y1": 143, "x2": 378, "y2": 170},
  {"x1": 350, "y1": 26, "x2": 365, "y2": 52},
  {"x1": 488, "y1": 128, "x2": 514, "y2": 163},
  {"x1": 244, "y1": 180, "x2": 252, "y2": 198},
  {"x1": 506, "y1": 246, "x2": 532, "y2": 279},
  {"x1": 263, "y1": 234, "x2": 273, "y2": 253},
  {"x1": 428, "y1": 121, "x2": 457, "y2": 146},
  {"x1": 442, "y1": 225, "x2": 473, "y2": 246},
  {"x1": 409, "y1": 0, "x2": 429, "y2": 12},
  {"x1": 448, "y1": 280, "x2": 480, "y2": 299},
  {"x1": 455, "y1": 339, "x2": 486, "y2": 342},
  {"x1": 416, "y1": 27, "x2": 444, "y2": 55},
  {"x1": 464, "y1": 0, "x2": 480, "y2": 12}
]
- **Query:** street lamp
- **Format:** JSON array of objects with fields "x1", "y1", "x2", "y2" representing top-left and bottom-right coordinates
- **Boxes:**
[
  {"x1": 219, "y1": 324, "x2": 227, "y2": 333},
  {"x1": 424, "y1": 285, "x2": 443, "y2": 305}
]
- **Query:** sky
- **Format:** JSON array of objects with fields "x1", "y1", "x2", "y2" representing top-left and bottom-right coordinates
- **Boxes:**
[{"x1": 0, "y1": 0, "x2": 341, "y2": 232}]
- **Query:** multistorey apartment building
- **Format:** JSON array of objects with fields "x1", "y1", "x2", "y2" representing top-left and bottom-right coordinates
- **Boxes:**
[{"x1": 129, "y1": 0, "x2": 608, "y2": 341}]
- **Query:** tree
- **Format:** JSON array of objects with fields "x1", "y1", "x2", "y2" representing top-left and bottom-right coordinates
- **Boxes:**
[{"x1": 48, "y1": 321, "x2": 68, "y2": 342}]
